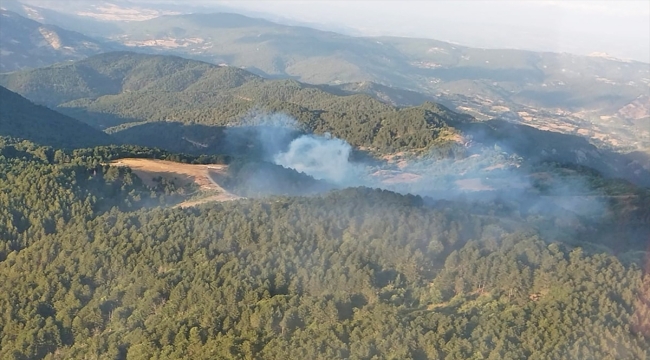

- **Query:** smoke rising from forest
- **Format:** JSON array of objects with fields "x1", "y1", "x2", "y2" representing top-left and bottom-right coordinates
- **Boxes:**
[
  {"x1": 274, "y1": 134, "x2": 364, "y2": 186},
  {"x1": 231, "y1": 112, "x2": 607, "y2": 227},
  {"x1": 243, "y1": 113, "x2": 648, "y2": 285}
]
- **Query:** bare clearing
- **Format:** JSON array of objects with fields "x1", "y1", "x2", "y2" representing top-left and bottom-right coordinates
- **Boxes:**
[
  {"x1": 372, "y1": 170, "x2": 422, "y2": 184},
  {"x1": 38, "y1": 28, "x2": 61, "y2": 49},
  {"x1": 110, "y1": 158, "x2": 240, "y2": 207}
]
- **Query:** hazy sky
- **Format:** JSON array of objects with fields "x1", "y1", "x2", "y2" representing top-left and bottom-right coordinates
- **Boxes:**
[{"x1": 214, "y1": 0, "x2": 650, "y2": 62}]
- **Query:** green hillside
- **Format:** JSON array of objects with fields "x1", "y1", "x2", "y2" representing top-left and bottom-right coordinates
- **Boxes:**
[
  {"x1": 2, "y1": 52, "x2": 648, "y2": 187},
  {"x1": 0, "y1": 52, "x2": 465, "y2": 153},
  {"x1": 0, "y1": 7, "x2": 648, "y2": 360},
  {"x1": 0, "y1": 51, "x2": 238, "y2": 106},
  {"x1": 0, "y1": 86, "x2": 114, "y2": 148},
  {"x1": 0, "y1": 139, "x2": 649, "y2": 359},
  {"x1": 97, "y1": 12, "x2": 650, "y2": 151}
]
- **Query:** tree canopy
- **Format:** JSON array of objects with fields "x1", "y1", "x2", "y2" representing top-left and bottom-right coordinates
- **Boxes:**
[{"x1": 0, "y1": 139, "x2": 648, "y2": 359}]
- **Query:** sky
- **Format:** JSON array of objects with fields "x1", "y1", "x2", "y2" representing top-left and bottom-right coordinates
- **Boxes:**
[{"x1": 212, "y1": 0, "x2": 650, "y2": 62}]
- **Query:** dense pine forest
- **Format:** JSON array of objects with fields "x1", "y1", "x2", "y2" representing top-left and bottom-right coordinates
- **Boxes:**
[{"x1": 0, "y1": 136, "x2": 649, "y2": 359}]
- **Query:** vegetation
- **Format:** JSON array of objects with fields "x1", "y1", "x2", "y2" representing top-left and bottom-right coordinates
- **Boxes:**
[
  {"x1": 1, "y1": 11, "x2": 649, "y2": 360},
  {"x1": 106, "y1": 12, "x2": 648, "y2": 116},
  {"x1": 0, "y1": 138, "x2": 649, "y2": 359},
  {"x1": 0, "y1": 86, "x2": 113, "y2": 149},
  {"x1": 222, "y1": 159, "x2": 333, "y2": 197},
  {"x1": 3, "y1": 52, "x2": 647, "y2": 186}
]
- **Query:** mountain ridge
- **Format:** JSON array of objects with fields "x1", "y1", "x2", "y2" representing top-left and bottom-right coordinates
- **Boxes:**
[
  {"x1": 0, "y1": 10, "x2": 120, "y2": 72},
  {"x1": 105, "y1": 12, "x2": 650, "y2": 151},
  {"x1": 0, "y1": 85, "x2": 114, "y2": 148},
  {"x1": 2, "y1": 51, "x2": 647, "y2": 187},
  {"x1": 2, "y1": 9, "x2": 647, "y2": 150}
]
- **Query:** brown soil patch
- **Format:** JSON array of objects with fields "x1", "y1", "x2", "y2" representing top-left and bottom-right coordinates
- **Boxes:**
[
  {"x1": 618, "y1": 96, "x2": 650, "y2": 120},
  {"x1": 110, "y1": 158, "x2": 240, "y2": 207},
  {"x1": 111, "y1": 158, "x2": 227, "y2": 189},
  {"x1": 447, "y1": 133, "x2": 465, "y2": 143},
  {"x1": 372, "y1": 170, "x2": 422, "y2": 184}
]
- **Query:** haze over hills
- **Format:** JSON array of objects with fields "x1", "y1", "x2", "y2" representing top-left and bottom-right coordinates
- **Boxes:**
[
  {"x1": 0, "y1": 10, "x2": 119, "y2": 72},
  {"x1": 1, "y1": 4, "x2": 648, "y2": 151},
  {"x1": 2, "y1": 51, "x2": 648, "y2": 188},
  {"x1": 0, "y1": 0, "x2": 186, "y2": 30},
  {"x1": 79, "y1": 11, "x2": 650, "y2": 151},
  {"x1": 15, "y1": 0, "x2": 650, "y2": 62}
]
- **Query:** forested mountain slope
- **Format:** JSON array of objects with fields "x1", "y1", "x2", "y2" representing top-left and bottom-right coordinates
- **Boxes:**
[
  {"x1": 0, "y1": 51, "x2": 468, "y2": 153},
  {"x1": 0, "y1": 86, "x2": 114, "y2": 148},
  {"x1": 2, "y1": 8, "x2": 647, "y2": 149},
  {"x1": 105, "y1": 11, "x2": 648, "y2": 116},
  {"x1": 0, "y1": 139, "x2": 649, "y2": 359},
  {"x1": 103, "y1": 12, "x2": 650, "y2": 150},
  {"x1": 2, "y1": 52, "x2": 648, "y2": 187}
]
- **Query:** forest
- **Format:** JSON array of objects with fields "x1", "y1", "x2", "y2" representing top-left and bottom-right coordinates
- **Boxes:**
[
  {"x1": 1, "y1": 51, "x2": 650, "y2": 360},
  {"x1": 0, "y1": 137, "x2": 649, "y2": 359},
  {"x1": 2, "y1": 53, "x2": 647, "y2": 187}
]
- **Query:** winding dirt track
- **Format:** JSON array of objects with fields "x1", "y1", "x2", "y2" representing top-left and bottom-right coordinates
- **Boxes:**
[{"x1": 110, "y1": 158, "x2": 240, "y2": 207}]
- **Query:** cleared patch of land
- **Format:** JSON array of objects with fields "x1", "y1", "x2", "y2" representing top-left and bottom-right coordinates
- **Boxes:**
[
  {"x1": 372, "y1": 169, "x2": 422, "y2": 184},
  {"x1": 110, "y1": 158, "x2": 240, "y2": 207}
]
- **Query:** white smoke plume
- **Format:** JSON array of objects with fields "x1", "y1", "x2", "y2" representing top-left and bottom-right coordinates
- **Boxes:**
[
  {"x1": 232, "y1": 112, "x2": 611, "y2": 227},
  {"x1": 273, "y1": 133, "x2": 365, "y2": 185}
]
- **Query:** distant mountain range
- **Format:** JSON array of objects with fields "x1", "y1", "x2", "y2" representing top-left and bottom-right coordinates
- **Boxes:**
[
  {"x1": 0, "y1": 10, "x2": 120, "y2": 72},
  {"x1": 1, "y1": 7, "x2": 647, "y2": 152},
  {"x1": 1, "y1": 52, "x2": 647, "y2": 186},
  {"x1": 106, "y1": 13, "x2": 648, "y2": 110},
  {"x1": 0, "y1": 0, "x2": 160, "y2": 35}
]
